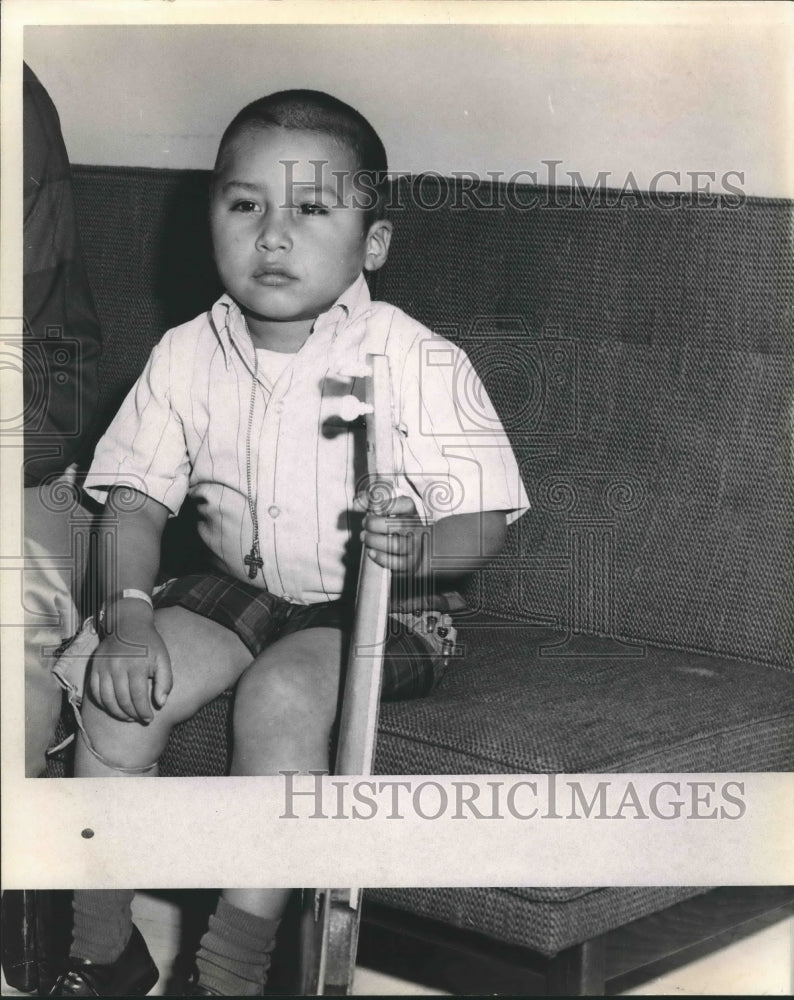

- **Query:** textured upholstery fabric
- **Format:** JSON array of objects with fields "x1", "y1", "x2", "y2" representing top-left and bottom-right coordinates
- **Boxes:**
[
  {"x1": 365, "y1": 885, "x2": 711, "y2": 957},
  {"x1": 65, "y1": 167, "x2": 794, "y2": 956},
  {"x1": 72, "y1": 166, "x2": 221, "y2": 445},
  {"x1": 373, "y1": 177, "x2": 794, "y2": 669},
  {"x1": 374, "y1": 626, "x2": 794, "y2": 774},
  {"x1": 151, "y1": 627, "x2": 794, "y2": 778}
]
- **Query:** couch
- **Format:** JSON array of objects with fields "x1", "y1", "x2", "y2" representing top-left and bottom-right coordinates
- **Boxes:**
[{"x1": 9, "y1": 166, "x2": 794, "y2": 994}]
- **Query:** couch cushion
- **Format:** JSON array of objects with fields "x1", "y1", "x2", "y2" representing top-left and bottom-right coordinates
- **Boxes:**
[
  {"x1": 141, "y1": 622, "x2": 794, "y2": 779},
  {"x1": 364, "y1": 884, "x2": 711, "y2": 957},
  {"x1": 374, "y1": 623, "x2": 794, "y2": 774},
  {"x1": 372, "y1": 179, "x2": 794, "y2": 670}
]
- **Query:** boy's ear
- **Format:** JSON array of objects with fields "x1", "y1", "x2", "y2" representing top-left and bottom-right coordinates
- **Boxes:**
[{"x1": 363, "y1": 219, "x2": 392, "y2": 272}]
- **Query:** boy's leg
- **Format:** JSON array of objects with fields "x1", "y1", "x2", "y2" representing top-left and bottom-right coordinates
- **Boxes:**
[
  {"x1": 74, "y1": 606, "x2": 252, "y2": 776},
  {"x1": 70, "y1": 890, "x2": 135, "y2": 963},
  {"x1": 57, "y1": 609, "x2": 254, "y2": 994},
  {"x1": 187, "y1": 897, "x2": 284, "y2": 997},
  {"x1": 189, "y1": 628, "x2": 343, "y2": 996},
  {"x1": 50, "y1": 890, "x2": 159, "y2": 997},
  {"x1": 231, "y1": 627, "x2": 343, "y2": 775}
]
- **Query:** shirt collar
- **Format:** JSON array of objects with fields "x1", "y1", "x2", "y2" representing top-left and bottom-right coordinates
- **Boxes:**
[{"x1": 210, "y1": 273, "x2": 372, "y2": 367}]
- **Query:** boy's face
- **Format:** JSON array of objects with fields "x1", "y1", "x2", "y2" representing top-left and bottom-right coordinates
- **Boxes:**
[{"x1": 210, "y1": 126, "x2": 391, "y2": 339}]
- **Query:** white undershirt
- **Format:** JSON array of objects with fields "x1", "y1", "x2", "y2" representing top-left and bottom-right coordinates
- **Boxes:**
[{"x1": 255, "y1": 346, "x2": 295, "y2": 383}]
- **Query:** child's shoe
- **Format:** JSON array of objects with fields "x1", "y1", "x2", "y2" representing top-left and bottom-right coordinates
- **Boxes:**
[{"x1": 48, "y1": 925, "x2": 158, "y2": 996}]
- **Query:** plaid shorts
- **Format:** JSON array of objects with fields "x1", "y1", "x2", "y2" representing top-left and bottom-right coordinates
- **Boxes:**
[{"x1": 152, "y1": 573, "x2": 459, "y2": 702}]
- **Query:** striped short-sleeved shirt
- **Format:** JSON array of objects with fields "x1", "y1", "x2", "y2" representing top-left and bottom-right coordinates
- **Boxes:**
[{"x1": 84, "y1": 274, "x2": 529, "y2": 604}]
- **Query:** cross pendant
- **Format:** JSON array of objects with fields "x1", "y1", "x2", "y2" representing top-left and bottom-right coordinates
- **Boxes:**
[{"x1": 244, "y1": 547, "x2": 264, "y2": 579}]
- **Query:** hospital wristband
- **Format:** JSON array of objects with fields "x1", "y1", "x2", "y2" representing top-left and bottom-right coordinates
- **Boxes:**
[{"x1": 98, "y1": 589, "x2": 154, "y2": 633}]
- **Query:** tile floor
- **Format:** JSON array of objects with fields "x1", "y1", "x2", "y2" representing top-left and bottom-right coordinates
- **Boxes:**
[{"x1": 2, "y1": 891, "x2": 791, "y2": 996}]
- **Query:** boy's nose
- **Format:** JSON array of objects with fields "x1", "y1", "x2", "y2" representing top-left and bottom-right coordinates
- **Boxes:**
[{"x1": 256, "y1": 212, "x2": 291, "y2": 252}]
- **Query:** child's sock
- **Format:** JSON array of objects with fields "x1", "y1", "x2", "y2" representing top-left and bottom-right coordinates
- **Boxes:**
[
  {"x1": 71, "y1": 889, "x2": 135, "y2": 963},
  {"x1": 194, "y1": 897, "x2": 280, "y2": 996}
]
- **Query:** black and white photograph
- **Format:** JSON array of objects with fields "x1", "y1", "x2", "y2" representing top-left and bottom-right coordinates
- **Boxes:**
[{"x1": 1, "y1": 1, "x2": 792, "y2": 995}]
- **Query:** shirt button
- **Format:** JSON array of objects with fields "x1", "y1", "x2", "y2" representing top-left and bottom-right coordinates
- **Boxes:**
[
  {"x1": 268, "y1": 505, "x2": 280, "y2": 519},
  {"x1": 275, "y1": 402, "x2": 284, "y2": 415}
]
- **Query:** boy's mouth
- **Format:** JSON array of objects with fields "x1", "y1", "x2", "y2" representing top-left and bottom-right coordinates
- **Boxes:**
[{"x1": 253, "y1": 265, "x2": 296, "y2": 285}]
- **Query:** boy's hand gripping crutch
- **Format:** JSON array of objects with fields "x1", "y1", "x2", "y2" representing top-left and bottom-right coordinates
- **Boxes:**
[{"x1": 299, "y1": 354, "x2": 395, "y2": 995}]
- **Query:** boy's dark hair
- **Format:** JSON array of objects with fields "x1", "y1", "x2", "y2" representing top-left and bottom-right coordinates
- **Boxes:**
[{"x1": 215, "y1": 89, "x2": 389, "y2": 224}]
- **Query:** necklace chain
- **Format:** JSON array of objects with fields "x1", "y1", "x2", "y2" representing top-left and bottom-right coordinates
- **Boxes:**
[{"x1": 244, "y1": 351, "x2": 263, "y2": 579}]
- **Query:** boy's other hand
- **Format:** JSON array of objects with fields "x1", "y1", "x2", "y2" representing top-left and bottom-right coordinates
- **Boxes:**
[
  {"x1": 88, "y1": 611, "x2": 173, "y2": 724},
  {"x1": 359, "y1": 493, "x2": 428, "y2": 576}
]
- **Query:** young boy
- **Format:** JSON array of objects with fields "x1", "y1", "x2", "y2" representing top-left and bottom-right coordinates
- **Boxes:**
[{"x1": 50, "y1": 90, "x2": 528, "y2": 996}]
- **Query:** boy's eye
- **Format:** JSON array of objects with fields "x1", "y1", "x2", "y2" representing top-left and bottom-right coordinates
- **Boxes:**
[
  {"x1": 297, "y1": 203, "x2": 329, "y2": 216},
  {"x1": 231, "y1": 200, "x2": 259, "y2": 213}
]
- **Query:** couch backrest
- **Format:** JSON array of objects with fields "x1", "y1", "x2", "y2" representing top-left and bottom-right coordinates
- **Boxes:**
[{"x1": 72, "y1": 166, "x2": 793, "y2": 669}]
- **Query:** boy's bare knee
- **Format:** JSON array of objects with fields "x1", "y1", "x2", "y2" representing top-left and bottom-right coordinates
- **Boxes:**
[
  {"x1": 77, "y1": 694, "x2": 172, "y2": 768},
  {"x1": 231, "y1": 632, "x2": 342, "y2": 773},
  {"x1": 236, "y1": 661, "x2": 310, "y2": 715},
  {"x1": 236, "y1": 654, "x2": 314, "y2": 709},
  {"x1": 236, "y1": 629, "x2": 343, "y2": 720}
]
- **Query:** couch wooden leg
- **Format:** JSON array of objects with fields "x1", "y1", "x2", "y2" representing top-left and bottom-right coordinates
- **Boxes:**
[{"x1": 546, "y1": 937, "x2": 606, "y2": 996}]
